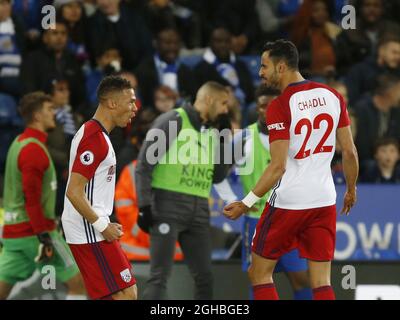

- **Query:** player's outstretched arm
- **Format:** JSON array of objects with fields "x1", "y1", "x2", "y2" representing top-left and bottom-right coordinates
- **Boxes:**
[
  {"x1": 223, "y1": 139, "x2": 289, "y2": 220},
  {"x1": 336, "y1": 126, "x2": 359, "y2": 215},
  {"x1": 66, "y1": 172, "x2": 123, "y2": 241}
]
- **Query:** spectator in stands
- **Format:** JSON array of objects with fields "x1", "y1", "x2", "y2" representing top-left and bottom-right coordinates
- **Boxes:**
[
  {"x1": 213, "y1": 0, "x2": 259, "y2": 54},
  {"x1": 362, "y1": 138, "x2": 400, "y2": 183},
  {"x1": 12, "y1": 0, "x2": 50, "y2": 50},
  {"x1": 142, "y1": 0, "x2": 202, "y2": 49},
  {"x1": 255, "y1": 0, "x2": 296, "y2": 42},
  {"x1": 345, "y1": 35, "x2": 400, "y2": 105},
  {"x1": 46, "y1": 78, "x2": 83, "y2": 215},
  {"x1": 116, "y1": 108, "x2": 158, "y2": 179},
  {"x1": 330, "y1": 81, "x2": 357, "y2": 184},
  {"x1": 118, "y1": 70, "x2": 142, "y2": 110},
  {"x1": 354, "y1": 74, "x2": 400, "y2": 165},
  {"x1": 335, "y1": 0, "x2": 400, "y2": 75},
  {"x1": 153, "y1": 85, "x2": 178, "y2": 114},
  {"x1": 85, "y1": 43, "x2": 122, "y2": 110},
  {"x1": 56, "y1": 0, "x2": 90, "y2": 65},
  {"x1": 135, "y1": 27, "x2": 195, "y2": 107},
  {"x1": 193, "y1": 27, "x2": 254, "y2": 109},
  {"x1": 0, "y1": 0, "x2": 25, "y2": 97},
  {"x1": 290, "y1": 0, "x2": 341, "y2": 80},
  {"x1": 87, "y1": 0, "x2": 152, "y2": 71},
  {"x1": 20, "y1": 21, "x2": 86, "y2": 110}
]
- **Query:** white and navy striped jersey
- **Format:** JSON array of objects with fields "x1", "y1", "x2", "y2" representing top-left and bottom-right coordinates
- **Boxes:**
[{"x1": 62, "y1": 119, "x2": 116, "y2": 244}]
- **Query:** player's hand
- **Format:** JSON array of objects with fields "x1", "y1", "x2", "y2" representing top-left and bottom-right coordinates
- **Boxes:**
[
  {"x1": 223, "y1": 201, "x2": 250, "y2": 220},
  {"x1": 35, "y1": 232, "x2": 54, "y2": 263},
  {"x1": 341, "y1": 189, "x2": 357, "y2": 216},
  {"x1": 138, "y1": 205, "x2": 153, "y2": 233},
  {"x1": 101, "y1": 223, "x2": 123, "y2": 242}
]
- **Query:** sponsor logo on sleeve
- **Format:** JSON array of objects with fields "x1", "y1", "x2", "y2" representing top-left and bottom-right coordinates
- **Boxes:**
[
  {"x1": 267, "y1": 122, "x2": 285, "y2": 131},
  {"x1": 80, "y1": 151, "x2": 94, "y2": 165}
]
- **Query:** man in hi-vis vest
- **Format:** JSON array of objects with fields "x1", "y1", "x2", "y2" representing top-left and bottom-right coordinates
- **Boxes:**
[
  {"x1": 135, "y1": 81, "x2": 230, "y2": 300},
  {"x1": 115, "y1": 160, "x2": 183, "y2": 262},
  {"x1": 0, "y1": 92, "x2": 85, "y2": 300}
]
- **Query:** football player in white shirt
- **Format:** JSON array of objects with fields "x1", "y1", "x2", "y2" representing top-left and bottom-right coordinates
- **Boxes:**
[
  {"x1": 224, "y1": 40, "x2": 359, "y2": 300},
  {"x1": 62, "y1": 76, "x2": 138, "y2": 300}
]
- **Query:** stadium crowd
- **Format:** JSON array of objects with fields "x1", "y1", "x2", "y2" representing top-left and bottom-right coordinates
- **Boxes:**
[{"x1": 1, "y1": 0, "x2": 400, "y2": 208}]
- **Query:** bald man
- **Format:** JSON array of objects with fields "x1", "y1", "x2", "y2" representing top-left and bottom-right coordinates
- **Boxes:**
[{"x1": 135, "y1": 81, "x2": 230, "y2": 300}]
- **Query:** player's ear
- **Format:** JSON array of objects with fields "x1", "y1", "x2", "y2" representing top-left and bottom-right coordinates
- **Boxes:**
[
  {"x1": 107, "y1": 99, "x2": 117, "y2": 110},
  {"x1": 205, "y1": 94, "x2": 213, "y2": 108},
  {"x1": 278, "y1": 62, "x2": 285, "y2": 74}
]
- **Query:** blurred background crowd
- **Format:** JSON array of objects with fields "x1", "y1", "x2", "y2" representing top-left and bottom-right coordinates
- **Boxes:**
[{"x1": 0, "y1": 0, "x2": 400, "y2": 214}]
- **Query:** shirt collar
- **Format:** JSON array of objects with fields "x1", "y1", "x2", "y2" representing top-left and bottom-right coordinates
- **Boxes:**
[
  {"x1": 203, "y1": 47, "x2": 236, "y2": 65},
  {"x1": 288, "y1": 80, "x2": 310, "y2": 87},
  {"x1": 24, "y1": 127, "x2": 48, "y2": 144}
]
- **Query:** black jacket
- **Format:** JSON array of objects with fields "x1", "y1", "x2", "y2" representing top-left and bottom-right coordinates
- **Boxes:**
[
  {"x1": 20, "y1": 47, "x2": 86, "y2": 109},
  {"x1": 345, "y1": 56, "x2": 400, "y2": 106},
  {"x1": 193, "y1": 59, "x2": 254, "y2": 105},
  {"x1": 354, "y1": 95, "x2": 400, "y2": 164},
  {"x1": 135, "y1": 57, "x2": 196, "y2": 107},
  {"x1": 335, "y1": 19, "x2": 400, "y2": 75},
  {"x1": 87, "y1": 3, "x2": 153, "y2": 71}
]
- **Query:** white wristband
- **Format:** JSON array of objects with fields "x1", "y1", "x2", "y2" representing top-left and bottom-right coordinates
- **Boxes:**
[
  {"x1": 242, "y1": 191, "x2": 261, "y2": 208},
  {"x1": 92, "y1": 217, "x2": 109, "y2": 233}
]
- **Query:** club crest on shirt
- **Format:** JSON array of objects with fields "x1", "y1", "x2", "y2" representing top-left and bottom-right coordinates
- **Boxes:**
[
  {"x1": 107, "y1": 165, "x2": 116, "y2": 182},
  {"x1": 80, "y1": 151, "x2": 94, "y2": 165},
  {"x1": 120, "y1": 268, "x2": 132, "y2": 283}
]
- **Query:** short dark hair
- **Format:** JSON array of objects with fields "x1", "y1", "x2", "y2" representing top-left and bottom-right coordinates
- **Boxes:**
[
  {"x1": 255, "y1": 85, "x2": 280, "y2": 99},
  {"x1": 374, "y1": 74, "x2": 400, "y2": 95},
  {"x1": 378, "y1": 33, "x2": 400, "y2": 48},
  {"x1": 263, "y1": 39, "x2": 299, "y2": 70},
  {"x1": 18, "y1": 91, "x2": 52, "y2": 124},
  {"x1": 96, "y1": 75, "x2": 133, "y2": 102},
  {"x1": 374, "y1": 137, "x2": 400, "y2": 154}
]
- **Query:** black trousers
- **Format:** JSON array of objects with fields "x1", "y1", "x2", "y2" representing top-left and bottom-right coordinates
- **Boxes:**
[{"x1": 142, "y1": 217, "x2": 213, "y2": 300}]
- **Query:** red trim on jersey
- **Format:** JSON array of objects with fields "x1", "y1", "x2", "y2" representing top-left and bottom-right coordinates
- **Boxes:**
[
  {"x1": 4, "y1": 128, "x2": 56, "y2": 238},
  {"x1": 72, "y1": 120, "x2": 109, "y2": 181},
  {"x1": 266, "y1": 81, "x2": 351, "y2": 144},
  {"x1": 266, "y1": 98, "x2": 291, "y2": 143}
]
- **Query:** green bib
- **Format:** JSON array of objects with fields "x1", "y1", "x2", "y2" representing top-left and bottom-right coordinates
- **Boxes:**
[
  {"x1": 151, "y1": 108, "x2": 215, "y2": 198},
  {"x1": 3, "y1": 136, "x2": 57, "y2": 226},
  {"x1": 238, "y1": 123, "x2": 272, "y2": 218}
]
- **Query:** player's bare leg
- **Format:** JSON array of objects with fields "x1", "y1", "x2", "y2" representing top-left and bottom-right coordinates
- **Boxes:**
[
  {"x1": 112, "y1": 284, "x2": 137, "y2": 300},
  {"x1": 248, "y1": 252, "x2": 279, "y2": 300},
  {"x1": 286, "y1": 271, "x2": 312, "y2": 300},
  {"x1": 0, "y1": 281, "x2": 13, "y2": 300},
  {"x1": 63, "y1": 273, "x2": 87, "y2": 300},
  {"x1": 308, "y1": 260, "x2": 335, "y2": 300}
]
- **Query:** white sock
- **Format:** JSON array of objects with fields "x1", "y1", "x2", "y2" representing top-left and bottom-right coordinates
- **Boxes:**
[{"x1": 65, "y1": 294, "x2": 87, "y2": 300}]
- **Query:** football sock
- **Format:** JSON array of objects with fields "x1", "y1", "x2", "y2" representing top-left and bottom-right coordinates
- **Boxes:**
[
  {"x1": 312, "y1": 285, "x2": 335, "y2": 300},
  {"x1": 253, "y1": 283, "x2": 279, "y2": 300}
]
